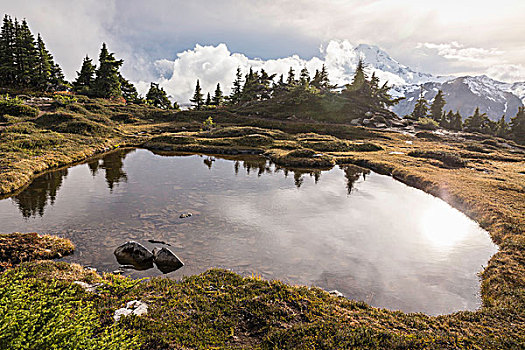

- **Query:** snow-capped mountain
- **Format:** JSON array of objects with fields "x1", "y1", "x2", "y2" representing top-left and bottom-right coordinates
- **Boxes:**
[
  {"x1": 352, "y1": 44, "x2": 525, "y2": 121},
  {"x1": 353, "y1": 44, "x2": 450, "y2": 87}
]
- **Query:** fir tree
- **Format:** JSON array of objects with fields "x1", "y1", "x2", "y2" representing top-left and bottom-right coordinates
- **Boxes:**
[
  {"x1": 286, "y1": 67, "x2": 295, "y2": 85},
  {"x1": 73, "y1": 55, "x2": 96, "y2": 95},
  {"x1": 146, "y1": 82, "x2": 171, "y2": 109},
  {"x1": 34, "y1": 33, "x2": 52, "y2": 89},
  {"x1": 510, "y1": 107, "x2": 525, "y2": 143},
  {"x1": 441, "y1": 110, "x2": 454, "y2": 129},
  {"x1": 494, "y1": 116, "x2": 510, "y2": 138},
  {"x1": 93, "y1": 43, "x2": 123, "y2": 98},
  {"x1": 190, "y1": 79, "x2": 204, "y2": 110},
  {"x1": 299, "y1": 67, "x2": 310, "y2": 86},
  {"x1": 13, "y1": 19, "x2": 38, "y2": 86},
  {"x1": 430, "y1": 90, "x2": 446, "y2": 122},
  {"x1": 0, "y1": 15, "x2": 15, "y2": 86},
  {"x1": 311, "y1": 64, "x2": 332, "y2": 92},
  {"x1": 229, "y1": 67, "x2": 243, "y2": 104},
  {"x1": 464, "y1": 107, "x2": 489, "y2": 132},
  {"x1": 205, "y1": 92, "x2": 211, "y2": 106},
  {"x1": 119, "y1": 75, "x2": 140, "y2": 103},
  {"x1": 411, "y1": 90, "x2": 429, "y2": 120},
  {"x1": 449, "y1": 111, "x2": 463, "y2": 131},
  {"x1": 212, "y1": 83, "x2": 223, "y2": 106},
  {"x1": 347, "y1": 59, "x2": 367, "y2": 92}
]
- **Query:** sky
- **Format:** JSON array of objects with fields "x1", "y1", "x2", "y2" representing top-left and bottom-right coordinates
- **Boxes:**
[{"x1": 2, "y1": 0, "x2": 525, "y2": 102}]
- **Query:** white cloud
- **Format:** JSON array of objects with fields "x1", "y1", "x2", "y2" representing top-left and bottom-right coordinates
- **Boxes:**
[
  {"x1": 486, "y1": 64, "x2": 525, "y2": 83},
  {"x1": 416, "y1": 42, "x2": 504, "y2": 63}
]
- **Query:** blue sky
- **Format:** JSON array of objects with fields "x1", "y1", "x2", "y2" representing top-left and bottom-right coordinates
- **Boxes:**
[{"x1": 2, "y1": 0, "x2": 525, "y2": 101}]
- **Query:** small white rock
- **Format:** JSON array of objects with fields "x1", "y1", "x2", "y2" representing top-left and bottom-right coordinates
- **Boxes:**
[
  {"x1": 114, "y1": 300, "x2": 148, "y2": 322},
  {"x1": 328, "y1": 290, "x2": 344, "y2": 298}
]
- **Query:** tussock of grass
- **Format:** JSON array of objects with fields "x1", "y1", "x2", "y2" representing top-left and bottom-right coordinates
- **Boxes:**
[
  {"x1": 267, "y1": 148, "x2": 336, "y2": 169},
  {"x1": 0, "y1": 232, "x2": 74, "y2": 270},
  {"x1": 408, "y1": 150, "x2": 468, "y2": 168}
]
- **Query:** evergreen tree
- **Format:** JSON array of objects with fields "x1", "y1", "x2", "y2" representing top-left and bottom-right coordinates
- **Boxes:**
[
  {"x1": 510, "y1": 107, "x2": 525, "y2": 143},
  {"x1": 430, "y1": 90, "x2": 446, "y2": 122},
  {"x1": 229, "y1": 67, "x2": 243, "y2": 104},
  {"x1": 347, "y1": 59, "x2": 367, "y2": 92},
  {"x1": 0, "y1": 15, "x2": 15, "y2": 86},
  {"x1": 205, "y1": 92, "x2": 211, "y2": 106},
  {"x1": 258, "y1": 69, "x2": 275, "y2": 100},
  {"x1": 494, "y1": 116, "x2": 510, "y2": 138},
  {"x1": 13, "y1": 19, "x2": 38, "y2": 86},
  {"x1": 72, "y1": 55, "x2": 96, "y2": 95},
  {"x1": 286, "y1": 67, "x2": 295, "y2": 85},
  {"x1": 441, "y1": 110, "x2": 454, "y2": 129},
  {"x1": 190, "y1": 79, "x2": 204, "y2": 110},
  {"x1": 411, "y1": 90, "x2": 429, "y2": 120},
  {"x1": 93, "y1": 43, "x2": 123, "y2": 98},
  {"x1": 449, "y1": 111, "x2": 463, "y2": 131},
  {"x1": 119, "y1": 75, "x2": 140, "y2": 103},
  {"x1": 311, "y1": 64, "x2": 332, "y2": 92},
  {"x1": 299, "y1": 67, "x2": 310, "y2": 86},
  {"x1": 464, "y1": 107, "x2": 489, "y2": 132},
  {"x1": 34, "y1": 33, "x2": 52, "y2": 89},
  {"x1": 212, "y1": 83, "x2": 223, "y2": 106},
  {"x1": 146, "y1": 82, "x2": 171, "y2": 109}
]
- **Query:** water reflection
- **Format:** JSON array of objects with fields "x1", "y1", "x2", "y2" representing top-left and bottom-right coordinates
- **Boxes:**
[
  {"x1": 12, "y1": 168, "x2": 68, "y2": 218},
  {"x1": 11, "y1": 149, "x2": 132, "y2": 217},
  {"x1": 0, "y1": 149, "x2": 497, "y2": 315}
]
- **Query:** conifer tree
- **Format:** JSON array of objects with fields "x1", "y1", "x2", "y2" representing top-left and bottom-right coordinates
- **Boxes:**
[
  {"x1": 510, "y1": 107, "x2": 525, "y2": 143},
  {"x1": 494, "y1": 116, "x2": 509, "y2": 138},
  {"x1": 449, "y1": 111, "x2": 463, "y2": 131},
  {"x1": 146, "y1": 82, "x2": 171, "y2": 109},
  {"x1": 14, "y1": 19, "x2": 38, "y2": 86},
  {"x1": 286, "y1": 67, "x2": 295, "y2": 85},
  {"x1": 190, "y1": 79, "x2": 204, "y2": 110},
  {"x1": 0, "y1": 15, "x2": 15, "y2": 86},
  {"x1": 347, "y1": 59, "x2": 367, "y2": 92},
  {"x1": 73, "y1": 55, "x2": 96, "y2": 95},
  {"x1": 311, "y1": 64, "x2": 332, "y2": 92},
  {"x1": 411, "y1": 90, "x2": 429, "y2": 120},
  {"x1": 299, "y1": 67, "x2": 310, "y2": 86},
  {"x1": 430, "y1": 90, "x2": 446, "y2": 122},
  {"x1": 229, "y1": 67, "x2": 243, "y2": 104},
  {"x1": 119, "y1": 75, "x2": 140, "y2": 103},
  {"x1": 212, "y1": 83, "x2": 223, "y2": 106},
  {"x1": 205, "y1": 92, "x2": 211, "y2": 106},
  {"x1": 441, "y1": 110, "x2": 454, "y2": 129},
  {"x1": 34, "y1": 34, "x2": 52, "y2": 89},
  {"x1": 464, "y1": 107, "x2": 489, "y2": 132},
  {"x1": 93, "y1": 43, "x2": 123, "y2": 98}
]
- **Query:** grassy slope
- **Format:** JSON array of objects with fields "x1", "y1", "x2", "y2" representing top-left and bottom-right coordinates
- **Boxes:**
[{"x1": 1, "y1": 96, "x2": 524, "y2": 349}]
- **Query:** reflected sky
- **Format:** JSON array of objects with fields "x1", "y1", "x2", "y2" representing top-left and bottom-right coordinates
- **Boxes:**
[{"x1": 0, "y1": 149, "x2": 497, "y2": 315}]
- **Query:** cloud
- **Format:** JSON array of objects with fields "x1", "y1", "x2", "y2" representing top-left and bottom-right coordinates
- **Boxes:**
[
  {"x1": 416, "y1": 42, "x2": 504, "y2": 63},
  {"x1": 136, "y1": 40, "x2": 413, "y2": 104},
  {"x1": 486, "y1": 64, "x2": 525, "y2": 83}
]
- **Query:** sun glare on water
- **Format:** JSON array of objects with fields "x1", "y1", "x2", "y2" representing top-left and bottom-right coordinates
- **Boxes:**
[{"x1": 420, "y1": 200, "x2": 472, "y2": 250}]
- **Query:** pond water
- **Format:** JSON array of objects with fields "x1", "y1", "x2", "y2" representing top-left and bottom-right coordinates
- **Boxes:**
[{"x1": 0, "y1": 148, "x2": 497, "y2": 315}]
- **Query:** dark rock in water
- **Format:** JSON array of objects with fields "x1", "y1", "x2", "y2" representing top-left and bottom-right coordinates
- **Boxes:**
[
  {"x1": 114, "y1": 241, "x2": 154, "y2": 270},
  {"x1": 147, "y1": 239, "x2": 171, "y2": 246},
  {"x1": 153, "y1": 247, "x2": 184, "y2": 274},
  {"x1": 179, "y1": 213, "x2": 192, "y2": 218}
]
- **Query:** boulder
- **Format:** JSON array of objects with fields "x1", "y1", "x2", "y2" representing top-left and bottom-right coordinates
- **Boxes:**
[
  {"x1": 114, "y1": 241, "x2": 154, "y2": 270},
  {"x1": 179, "y1": 212, "x2": 192, "y2": 218},
  {"x1": 328, "y1": 290, "x2": 344, "y2": 298},
  {"x1": 153, "y1": 247, "x2": 184, "y2": 274},
  {"x1": 114, "y1": 300, "x2": 148, "y2": 322}
]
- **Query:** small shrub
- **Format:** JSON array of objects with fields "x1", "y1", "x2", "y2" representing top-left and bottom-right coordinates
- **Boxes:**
[
  {"x1": 235, "y1": 134, "x2": 274, "y2": 147},
  {"x1": 53, "y1": 95, "x2": 78, "y2": 106},
  {"x1": 416, "y1": 117, "x2": 439, "y2": 130},
  {"x1": 202, "y1": 116, "x2": 215, "y2": 130},
  {"x1": 0, "y1": 95, "x2": 39, "y2": 118},
  {"x1": 408, "y1": 150, "x2": 467, "y2": 168}
]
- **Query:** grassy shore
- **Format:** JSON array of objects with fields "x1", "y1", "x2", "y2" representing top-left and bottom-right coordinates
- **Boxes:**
[{"x1": 1, "y1": 96, "x2": 524, "y2": 349}]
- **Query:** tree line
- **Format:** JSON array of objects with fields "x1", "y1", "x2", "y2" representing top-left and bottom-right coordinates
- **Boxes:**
[
  {"x1": 410, "y1": 89, "x2": 524, "y2": 142},
  {"x1": 0, "y1": 15, "x2": 66, "y2": 91},
  {"x1": 189, "y1": 59, "x2": 401, "y2": 111},
  {"x1": 0, "y1": 14, "x2": 177, "y2": 109}
]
